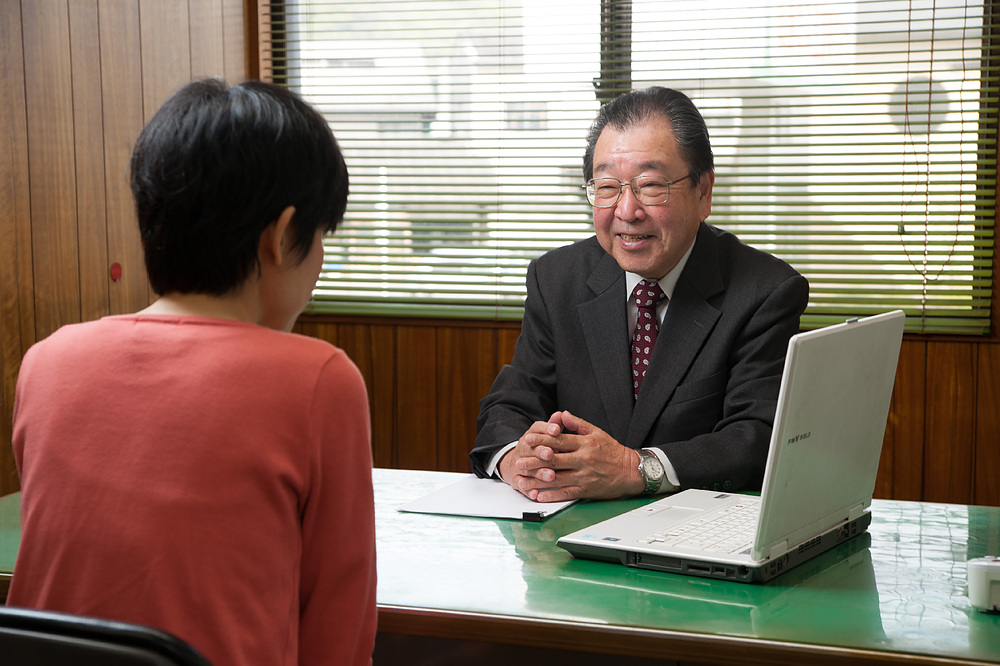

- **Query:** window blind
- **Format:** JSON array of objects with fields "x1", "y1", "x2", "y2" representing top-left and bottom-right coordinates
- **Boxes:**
[{"x1": 259, "y1": 0, "x2": 997, "y2": 334}]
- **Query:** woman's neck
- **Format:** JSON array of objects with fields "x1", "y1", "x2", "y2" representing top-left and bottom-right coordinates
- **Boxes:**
[{"x1": 139, "y1": 290, "x2": 259, "y2": 324}]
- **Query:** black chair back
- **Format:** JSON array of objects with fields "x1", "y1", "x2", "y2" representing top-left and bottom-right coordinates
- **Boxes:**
[{"x1": 0, "y1": 605, "x2": 212, "y2": 665}]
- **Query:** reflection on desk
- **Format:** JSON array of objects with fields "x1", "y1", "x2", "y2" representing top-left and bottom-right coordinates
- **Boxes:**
[
  {"x1": 374, "y1": 469, "x2": 1000, "y2": 665},
  {"x1": 501, "y1": 522, "x2": 884, "y2": 642},
  {"x1": 873, "y1": 501, "x2": 1000, "y2": 657},
  {"x1": 3, "y1": 471, "x2": 999, "y2": 666}
]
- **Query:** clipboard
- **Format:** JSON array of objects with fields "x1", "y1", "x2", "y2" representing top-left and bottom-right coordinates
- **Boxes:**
[{"x1": 397, "y1": 474, "x2": 577, "y2": 521}]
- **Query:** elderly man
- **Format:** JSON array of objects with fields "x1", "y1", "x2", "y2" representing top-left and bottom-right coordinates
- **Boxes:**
[{"x1": 470, "y1": 86, "x2": 809, "y2": 502}]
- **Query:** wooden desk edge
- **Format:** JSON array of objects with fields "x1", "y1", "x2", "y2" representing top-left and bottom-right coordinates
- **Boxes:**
[
  {"x1": 0, "y1": 588, "x2": 989, "y2": 665},
  {"x1": 377, "y1": 604, "x2": 993, "y2": 666}
]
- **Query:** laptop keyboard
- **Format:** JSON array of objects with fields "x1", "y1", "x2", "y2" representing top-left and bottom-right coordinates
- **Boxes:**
[{"x1": 641, "y1": 500, "x2": 759, "y2": 554}]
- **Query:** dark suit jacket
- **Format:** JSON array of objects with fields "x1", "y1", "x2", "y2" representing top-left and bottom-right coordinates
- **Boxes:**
[{"x1": 470, "y1": 222, "x2": 809, "y2": 492}]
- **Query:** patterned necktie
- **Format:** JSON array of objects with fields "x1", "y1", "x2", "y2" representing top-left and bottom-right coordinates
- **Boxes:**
[{"x1": 631, "y1": 279, "x2": 668, "y2": 399}]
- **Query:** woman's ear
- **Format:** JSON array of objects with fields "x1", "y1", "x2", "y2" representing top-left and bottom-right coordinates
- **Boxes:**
[{"x1": 259, "y1": 206, "x2": 297, "y2": 267}]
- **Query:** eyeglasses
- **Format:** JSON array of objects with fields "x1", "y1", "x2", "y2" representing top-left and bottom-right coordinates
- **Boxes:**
[{"x1": 584, "y1": 174, "x2": 693, "y2": 208}]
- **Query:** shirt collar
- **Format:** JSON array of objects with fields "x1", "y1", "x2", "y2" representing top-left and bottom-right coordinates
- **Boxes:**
[{"x1": 624, "y1": 237, "x2": 697, "y2": 302}]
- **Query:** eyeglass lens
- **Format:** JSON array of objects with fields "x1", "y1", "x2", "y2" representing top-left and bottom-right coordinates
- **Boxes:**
[{"x1": 587, "y1": 176, "x2": 673, "y2": 207}]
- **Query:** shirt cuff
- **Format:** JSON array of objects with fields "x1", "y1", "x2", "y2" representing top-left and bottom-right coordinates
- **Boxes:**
[
  {"x1": 645, "y1": 447, "x2": 681, "y2": 494},
  {"x1": 485, "y1": 441, "x2": 517, "y2": 479}
]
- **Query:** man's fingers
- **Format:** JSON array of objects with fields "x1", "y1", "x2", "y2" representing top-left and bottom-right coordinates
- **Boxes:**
[
  {"x1": 512, "y1": 473, "x2": 575, "y2": 503},
  {"x1": 535, "y1": 485, "x2": 582, "y2": 503},
  {"x1": 526, "y1": 430, "x2": 584, "y2": 454},
  {"x1": 546, "y1": 411, "x2": 568, "y2": 430},
  {"x1": 520, "y1": 465, "x2": 555, "y2": 483},
  {"x1": 513, "y1": 474, "x2": 545, "y2": 500},
  {"x1": 525, "y1": 419, "x2": 563, "y2": 438},
  {"x1": 558, "y1": 409, "x2": 597, "y2": 435},
  {"x1": 515, "y1": 447, "x2": 555, "y2": 469}
]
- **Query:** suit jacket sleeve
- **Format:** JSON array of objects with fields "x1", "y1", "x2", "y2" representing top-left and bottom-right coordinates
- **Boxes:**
[{"x1": 470, "y1": 256, "x2": 558, "y2": 477}]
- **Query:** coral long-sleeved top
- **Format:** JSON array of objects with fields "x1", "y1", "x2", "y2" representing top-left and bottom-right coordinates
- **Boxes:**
[{"x1": 9, "y1": 314, "x2": 376, "y2": 666}]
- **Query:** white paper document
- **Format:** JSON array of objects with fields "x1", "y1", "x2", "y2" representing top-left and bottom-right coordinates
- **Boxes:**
[{"x1": 398, "y1": 474, "x2": 577, "y2": 521}]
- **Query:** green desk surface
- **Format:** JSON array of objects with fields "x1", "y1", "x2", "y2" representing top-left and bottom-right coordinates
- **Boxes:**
[
  {"x1": 373, "y1": 469, "x2": 1000, "y2": 664},
  {"x1": 2, "y1": 469, "x2": 999, "y2": 664},
  {"x1": 0, "y1": 491, "x2": 17, "y2": 601}
]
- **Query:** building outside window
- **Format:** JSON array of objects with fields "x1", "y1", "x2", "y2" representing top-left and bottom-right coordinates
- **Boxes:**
[{"x1": 261, "y1": 0, "x2": 997, "y2": 334}]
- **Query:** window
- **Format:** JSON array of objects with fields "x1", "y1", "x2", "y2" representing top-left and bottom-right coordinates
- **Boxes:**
[{"x1": 260, "y1": 0, "x2": 997, "y2": 334}]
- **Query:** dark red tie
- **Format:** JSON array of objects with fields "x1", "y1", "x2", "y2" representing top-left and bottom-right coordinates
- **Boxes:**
[{"x1": 631, "y1": 280, "x2": 667, "y2": 398}]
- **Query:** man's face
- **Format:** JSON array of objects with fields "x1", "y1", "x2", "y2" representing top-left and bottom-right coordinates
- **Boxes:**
[{"x1": 591, "y1": 115, "x2": 713, "y2": 280}]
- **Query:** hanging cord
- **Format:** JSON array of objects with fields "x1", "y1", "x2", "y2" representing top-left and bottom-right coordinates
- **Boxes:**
[{"x1": 899, "y1": 0, "x2": 968, "y2": 330}]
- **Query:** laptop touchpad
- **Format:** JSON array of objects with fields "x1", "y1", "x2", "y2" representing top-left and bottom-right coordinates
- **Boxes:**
[{"x1": 634, "y1": 505, "x2": 703, "y2": 525}]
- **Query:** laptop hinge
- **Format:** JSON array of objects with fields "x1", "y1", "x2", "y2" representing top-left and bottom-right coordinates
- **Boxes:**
[
  {"x1": 761, "y1": 540, "x2": 788, "y2": 560},
  {"x1": 849, "y1": 503, "x2": 865, "y2": 521}
]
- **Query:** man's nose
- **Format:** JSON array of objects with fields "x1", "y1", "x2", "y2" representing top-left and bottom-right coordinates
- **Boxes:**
[{"x1": 615, "y1": 183, "x2": 646, "y2": 219}]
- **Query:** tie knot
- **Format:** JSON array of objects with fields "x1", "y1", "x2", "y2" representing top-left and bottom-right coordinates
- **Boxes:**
[{"x1": 633, "y1": 279, "x2": 667, "y2": 310}]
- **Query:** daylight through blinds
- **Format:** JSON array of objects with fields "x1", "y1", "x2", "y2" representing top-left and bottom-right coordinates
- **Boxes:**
[{"x1": 260, "y1": 0, "x2": 997, "y2": 334}]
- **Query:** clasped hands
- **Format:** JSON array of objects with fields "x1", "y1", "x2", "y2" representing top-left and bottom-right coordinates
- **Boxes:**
[{"x1": 497, "y1": 410, "x2": 645, "y2": 502}]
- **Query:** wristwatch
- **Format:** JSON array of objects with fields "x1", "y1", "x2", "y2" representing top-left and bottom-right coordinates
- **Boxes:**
[{"x1": 637, "y1": 449, "x2": 665, "y2": 496}]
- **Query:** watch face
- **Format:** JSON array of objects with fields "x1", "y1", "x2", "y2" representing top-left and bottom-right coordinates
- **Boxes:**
[{"x1": 642, "y1": 452, "x2": 664, "y2": 479}]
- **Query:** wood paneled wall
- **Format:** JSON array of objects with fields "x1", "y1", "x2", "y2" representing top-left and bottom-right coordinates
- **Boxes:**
[
  {"x1": 0, "y1": 0, "x2": 248, "y2": 495},
  {"x1": 292, "y1": 316, "x2": 1000, "y2": 508},
  {"x1": 0, "y1": 0, "x2": 997, "y2": 507}
]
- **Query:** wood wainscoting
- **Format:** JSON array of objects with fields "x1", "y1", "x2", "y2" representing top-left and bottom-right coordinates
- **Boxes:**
[
  {"x1": 295, "y1": 315, "x2": 1000, "y2": 507},
  {"x1": 0, "y1": 0, "x2": 249, "y2": 497}
]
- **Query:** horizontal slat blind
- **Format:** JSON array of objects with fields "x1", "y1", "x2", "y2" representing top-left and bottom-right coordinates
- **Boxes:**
[{"x1": 260, "y1": 0, "x2": 997, "y2": 334}]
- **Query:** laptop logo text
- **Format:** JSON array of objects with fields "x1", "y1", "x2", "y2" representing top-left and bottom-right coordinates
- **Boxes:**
[{"x1": 787, "y1": 431, "x2": 811, "y2": 445}]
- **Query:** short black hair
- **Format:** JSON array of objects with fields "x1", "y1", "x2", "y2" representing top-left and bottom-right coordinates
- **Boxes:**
[
  {"x1": 130, "y1": 78, "x2": 348, "y2": 296},
  {"x1": 583, "y1": 86, "x2": 714, "y2": 185}
]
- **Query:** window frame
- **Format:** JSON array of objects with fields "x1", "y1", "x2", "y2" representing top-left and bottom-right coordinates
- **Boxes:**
[{"x1": 254, "y1": 0, "x2": 1000, "y2": 338}]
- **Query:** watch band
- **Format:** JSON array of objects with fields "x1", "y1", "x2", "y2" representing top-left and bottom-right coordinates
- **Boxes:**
[{"x1": 637, "y1": 449, "x2": 664, "y2": 496}]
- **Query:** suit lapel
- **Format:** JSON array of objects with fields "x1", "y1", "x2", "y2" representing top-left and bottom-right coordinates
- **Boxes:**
[
  {"x1": 626, "y1": 224, "x2": 725, "y2": 447},
  {"x1": 577, "y1": 253, "x2": 633, "y2": 443}
]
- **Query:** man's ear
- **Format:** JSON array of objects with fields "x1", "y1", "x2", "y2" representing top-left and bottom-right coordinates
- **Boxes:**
[
  {"x1": 697, "y1": 171, "x2": 714, "y2": 222},
  {"x1": 260, "y1": 206, "x2": 297, "y2": 267}
]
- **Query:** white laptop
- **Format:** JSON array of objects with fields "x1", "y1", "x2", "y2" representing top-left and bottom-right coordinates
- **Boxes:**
[{"x1": 557, "y1": 310, "x2": 905, "y2": 583}]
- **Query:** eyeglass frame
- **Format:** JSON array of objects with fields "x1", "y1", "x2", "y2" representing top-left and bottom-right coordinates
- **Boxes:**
[{"x1": 583, "y1": 173, "x2": 693, "y2": 208}]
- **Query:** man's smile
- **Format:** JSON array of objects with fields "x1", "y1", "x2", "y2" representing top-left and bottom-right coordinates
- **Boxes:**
[{"x1": 617, "y1": 233, "x2": 654, "y2": 245}]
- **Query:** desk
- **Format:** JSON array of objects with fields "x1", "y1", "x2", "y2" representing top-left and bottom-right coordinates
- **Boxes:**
[
  {"x1": 2, "y1": 470, "x2": 999, "y2": 665},
  {"x1": 0, "y1": 491, "x2": 16, "y2": 604}
]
